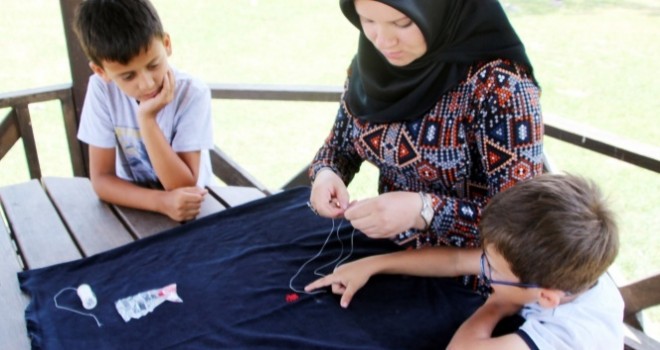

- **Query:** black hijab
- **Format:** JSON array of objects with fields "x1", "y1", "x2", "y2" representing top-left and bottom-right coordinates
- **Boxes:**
[{"x1": 340, "y1": 0, "x2": 536, "y2": 123}]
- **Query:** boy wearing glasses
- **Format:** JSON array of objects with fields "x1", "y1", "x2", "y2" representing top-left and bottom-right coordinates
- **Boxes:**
[{"x1": 305, "y1": 173, "x2": 623, "y2": 349}]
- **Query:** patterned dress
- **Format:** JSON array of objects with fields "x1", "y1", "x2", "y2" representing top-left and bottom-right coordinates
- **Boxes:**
[{"x1": 310, "y1": 59, "x2": 544, "y2": 256}]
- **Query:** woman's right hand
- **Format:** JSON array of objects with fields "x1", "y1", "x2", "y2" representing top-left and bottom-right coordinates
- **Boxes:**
[{"x1": 309, "y1": 168, "x2": 350, "y2": 218}]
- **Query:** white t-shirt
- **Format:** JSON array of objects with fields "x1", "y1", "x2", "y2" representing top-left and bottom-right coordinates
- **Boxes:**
[
  {"x1": 78, "y1": 67, "x2": 215, "y2": 188},
  {"x1": 517, "y1": 274, "x2": 624, "y2": 350}
]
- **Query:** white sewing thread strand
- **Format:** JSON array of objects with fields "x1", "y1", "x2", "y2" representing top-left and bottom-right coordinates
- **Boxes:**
[
  {"x1": 289, "y1": 219, "x2": 356, "y2": 294},
  {"x1": 335, "y1": 227, "x2": 356, "y2": 267},
  {"x1": 53, "y1": 287, "x2": 103, "y2": 327},
  {"x1": 313, "y1": 224, "x2": 357, "y2": 277},
  {"x1": 288, "y1": 219, "x2": 337, "y2": 294},
  {"x1": 312, "y1": 220, "x2": 345, "y2": 276}
]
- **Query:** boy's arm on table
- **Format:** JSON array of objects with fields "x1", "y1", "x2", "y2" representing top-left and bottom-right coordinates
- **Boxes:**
[
  {"x1": 88, "y1": 146, "x2": 206, "y2": 222},
  {"x1": 305, "y1": 246, "x2": 530, "y2": 348},
  {"x1": 447, "y1": 293, "x2": 529, "y2": 350},
  {"x1": 138, "y1": 117, "x2": 201, "y2": 190},
  {"x1": 305, "y1": 247, "x2": 481, "y2": 307}
]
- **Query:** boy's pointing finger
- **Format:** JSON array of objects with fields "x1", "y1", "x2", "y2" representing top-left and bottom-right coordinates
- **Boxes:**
[{"x1": 304, "y1": 276, "x2": 333, "y2": 292}]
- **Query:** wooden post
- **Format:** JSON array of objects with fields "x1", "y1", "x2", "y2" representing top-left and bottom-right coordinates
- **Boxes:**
[{"x1": 59, "y1": 0, "x2": 89, "y2": 176}]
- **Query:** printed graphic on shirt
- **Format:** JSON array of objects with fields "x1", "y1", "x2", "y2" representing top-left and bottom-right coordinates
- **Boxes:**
[{"x1": 115, "y1": 126, "x2": 159, "y2": 187}]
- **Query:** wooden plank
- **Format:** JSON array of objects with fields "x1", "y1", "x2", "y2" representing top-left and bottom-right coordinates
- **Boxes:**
[
  {"x1": 209, "y1": 146, "x2": 270, "y2": 193},
  {"x1": 112, "y1": 205, "x2": 179, "y2": 239},
  {"x1": 544, "y1": 113, "x2": 660, "y2": 174},
  {"x1": 624, "y1": 324, "x2": 660, "y2": 350},
  {"x1": 209, "y1": 83, "x2": 342, "y2": 102},
  {"x1": 0, "y1": 180, "x2": 81, "y2": 269},
  {"x1": 542, "y1": 152, "x2": 559, "y2": 174},
  {"x1": 59, "y1": 0, "x2": 90, "y2": 176},
  {"x1": 620, "y1": 273, "x2": 660, "y2": 330},
  {"x1": 197, "y1": 192, "x2": 226, "y2": 218},
  {"x1": 59, "y1": 0, "x2": 89, "y2": 126},
  {"x1": 106, "y1": 186, "x2": 227, "y2": 238},
  {"x1": 208, "y1": 185, "x2": 266, "y2": 208},
  {"x1": 59, "y1": 95, "x2": 87, "y2": 177},
  {"x1": 14, "y1": 106, "x2": 41, "y2": 179},
  {"x1": 112, "y1": 190, "x2": 227, "y2": 237},
  {"x1": 0, "y1": 109, "x2": 21, "y2": 161},
  {"x1": 0, "y1": 215, "x2": 31, "y2": 350},
  {"x1": 0, "y1": 83, "x2": 72, "y2": 109},
  {"x1": 42, "y1": 177, "x2": 134, "y2": 256}
]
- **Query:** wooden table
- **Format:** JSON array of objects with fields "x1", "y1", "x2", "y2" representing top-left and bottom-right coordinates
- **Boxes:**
[
  {"x1": 0, "y1": 176, "x2": 266, "y2": 349},
  {"x1": 1, "y1": 177, "x2": 659, "y2": 350}
]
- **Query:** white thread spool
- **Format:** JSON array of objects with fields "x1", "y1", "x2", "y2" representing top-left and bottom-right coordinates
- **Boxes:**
[{"x1": 77, "y1": 284, "x2": 97, "y2": 310}]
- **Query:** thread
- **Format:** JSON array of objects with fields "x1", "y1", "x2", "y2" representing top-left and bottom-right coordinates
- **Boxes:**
[
  {"x1": 53, "y1": 285, "x2": 102, "y2": 327},
  {"x1": 289, "y1": 218, "x2": 356, "y2": 294}
]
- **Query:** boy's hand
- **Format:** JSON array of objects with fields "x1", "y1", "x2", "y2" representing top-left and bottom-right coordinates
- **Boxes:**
[
  {"x1": 159, "y1": 186, "x2": 207, "y2": 221},
  {"x1": 137, "y1": 68, "x2": 176, "y2": 119},
  {"x1": 304, "y1": 259, "x2": 374, "y2": 308}
]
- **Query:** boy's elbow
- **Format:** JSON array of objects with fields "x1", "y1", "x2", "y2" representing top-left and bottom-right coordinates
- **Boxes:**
[{"x1": 89, "y1": 173, "x2": 113, "y2": 197}]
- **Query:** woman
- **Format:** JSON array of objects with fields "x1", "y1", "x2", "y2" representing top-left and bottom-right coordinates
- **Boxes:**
[{"x1": 309, "y1": 0, "x2": 543, "y2": 279}]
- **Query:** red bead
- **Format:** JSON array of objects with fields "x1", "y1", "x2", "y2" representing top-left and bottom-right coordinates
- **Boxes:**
[{"x1": 285, "y1": 293, "x2": 299, "y2": 303}]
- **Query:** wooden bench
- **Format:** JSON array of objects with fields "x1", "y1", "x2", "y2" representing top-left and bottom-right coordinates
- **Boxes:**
[
  {"x1": 0, "y1": 176, "x2": 266, "y2": 349},
  {"x1": 620, "y1": 273, "x2": 660, "y2": 350}
]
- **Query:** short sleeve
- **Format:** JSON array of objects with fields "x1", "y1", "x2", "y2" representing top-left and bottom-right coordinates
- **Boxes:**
[
  {"x1": 77, "y1": 75, "x2": 118, "y2": 148},
  {"x1": 170, "y1": 75, "x2": 214, "y2": 153},
  {"x1": 517, "y1": 275, "x2": 624, "y2": 349}
]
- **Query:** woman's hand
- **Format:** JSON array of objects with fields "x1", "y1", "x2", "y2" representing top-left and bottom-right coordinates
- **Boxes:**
[
  {"x1": 309, "y1": 169, "x2": 350, "y2": 218},
  {"x1": 344, "y1": 191, "x2": 425, "y2": 239}
]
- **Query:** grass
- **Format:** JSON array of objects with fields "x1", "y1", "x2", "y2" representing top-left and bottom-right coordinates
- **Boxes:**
[{"x1": 1, "y1": 0, "x2": 658, "y2": 339}]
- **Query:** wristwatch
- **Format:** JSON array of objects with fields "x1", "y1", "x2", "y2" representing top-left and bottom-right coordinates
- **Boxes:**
[{"x1": 419, "y1": 192, "x2": 433, "y2": 230}]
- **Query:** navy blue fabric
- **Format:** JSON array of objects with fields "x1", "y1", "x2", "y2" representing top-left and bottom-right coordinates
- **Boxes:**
[
  {"x1": 492, "y1": 314, "x2": 525, "y2": 337},
  {"x1": 19, "y1": 187, "x2": 483, "y2": 349}
]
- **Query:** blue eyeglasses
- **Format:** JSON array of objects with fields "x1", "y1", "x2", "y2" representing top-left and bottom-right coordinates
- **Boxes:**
[{"x1": 480, "y1": 251, "x2": 540, "y2": 289}]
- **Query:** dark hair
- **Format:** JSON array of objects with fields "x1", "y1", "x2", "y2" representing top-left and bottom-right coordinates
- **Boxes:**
[
  {"x1": 73, "y1": 0, "x2": 164, "y2": 66},
  {"x1": 480, "y1": 173, "x2": 619, "y2": 294}
]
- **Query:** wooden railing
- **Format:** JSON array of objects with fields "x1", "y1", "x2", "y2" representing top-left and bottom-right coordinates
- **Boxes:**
[
  {"x1": 1, "y1": 83, "x2": 659, "y2": 349},
  {"x1": 0, "y1": 84, "x2": 272, "y2": 193},
  {"x1": 0, "y1": 84, "x2": 85, "y2": 179},
  {"x1": 2, "y1": 83, "x2": 659, "y2": 189},
  {"x1": 2, "y1": 82, "x2": 659, "y2": 194}
]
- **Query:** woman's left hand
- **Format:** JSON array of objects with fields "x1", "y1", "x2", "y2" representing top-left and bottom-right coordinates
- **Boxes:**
[{"x1": 344, "y1": 191, "x2": 426, "y2": 239}]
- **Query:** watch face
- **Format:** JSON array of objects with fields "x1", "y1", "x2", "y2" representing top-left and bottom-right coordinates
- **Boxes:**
[
  {"x1": 421, "y1": 195, "x2": 433, "y2": 223},
  {"x1": 422, "y1": 206, "x2": 433, "y2": 221}
]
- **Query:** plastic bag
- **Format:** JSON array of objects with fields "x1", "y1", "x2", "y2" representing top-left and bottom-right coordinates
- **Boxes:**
[{"x1": 115, "y1": 283, "x2": 182, "y2": 322}]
